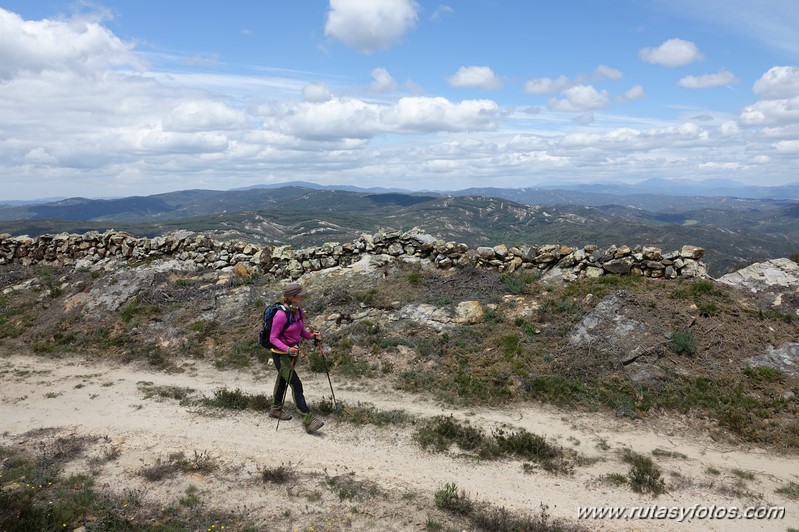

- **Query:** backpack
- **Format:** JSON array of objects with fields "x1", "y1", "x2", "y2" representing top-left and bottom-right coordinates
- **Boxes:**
[{"x1": 258, "y1": 303, "x2": 300, "y2": 349}]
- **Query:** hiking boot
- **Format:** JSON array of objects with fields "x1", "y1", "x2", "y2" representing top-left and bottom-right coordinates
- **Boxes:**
[
  {"x1": 269, "y1": 407, "x2": 292, "y2": 421},
  {"x1": 304, "y1": 418, "x2": 324, "y2": 434}
]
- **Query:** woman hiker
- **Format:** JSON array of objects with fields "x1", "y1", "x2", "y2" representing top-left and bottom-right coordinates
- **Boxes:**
[{"x1": 269, "y1": 282, "x2": 325, "y2": 434}]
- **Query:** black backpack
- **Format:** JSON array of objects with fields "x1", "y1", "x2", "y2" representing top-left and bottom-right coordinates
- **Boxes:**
[{"x1": 258, "y1": 303, "x2": 297, "y2": 349}]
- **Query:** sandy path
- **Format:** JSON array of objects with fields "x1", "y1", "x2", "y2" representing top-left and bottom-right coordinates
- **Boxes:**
[{"x1": 1, "y1": 353, "x2": 797, "y2": 531}]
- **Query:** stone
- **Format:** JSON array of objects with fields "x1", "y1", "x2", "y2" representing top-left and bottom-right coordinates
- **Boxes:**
[
  {"x1": 642, "y1": 246, "x2": 662, "y2": 260},
  {"x1": 272, "y1": 245, "x2": 294, "y2": 260},
  {"x1": 614, "y1": 245, "x2": 632, "y2": 258},
  {"x1": 585, "y1": 266, "x2": 604, "y2": 278},
  {"x1": 680, "y1": 245, "x2": 705, "y2": 260},
  {"x1": 603, "y1": 258, "x2": 633, "y2": 274},
  {"x1": 681, "y1": 259, "x2": 707, "y2": 278},
  {"x1": 232, "y1": 263, "x2": 252, "y2": 278},
  {"x1": 453, "y1": 301, "x2": 484, "y2": 324},
  {"x1": 476, "y1": 246, "x2": 496, "y2": 260},
  {"x1": 493, "y1": 244, "x2": 509, "y2": 259},
  {"x1": 644, "y1": 260, "x2": 665, "y2": 270},
  {"x1": 387, "y1": 243, "x2": 404, "y2": 256}
]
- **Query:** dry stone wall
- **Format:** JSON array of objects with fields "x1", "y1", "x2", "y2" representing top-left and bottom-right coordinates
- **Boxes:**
[{"x1": 0, "y1": 229, "x2": 707, "y2": 280}]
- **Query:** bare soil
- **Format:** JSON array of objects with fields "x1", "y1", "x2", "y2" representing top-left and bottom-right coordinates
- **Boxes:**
[{"x1": 2, "y1": 350, "x2": 798, "y2": 531}]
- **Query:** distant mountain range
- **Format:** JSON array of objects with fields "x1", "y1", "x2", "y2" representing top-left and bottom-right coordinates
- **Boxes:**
[
  {"x1": 3, "y1": 178, "x2": 798, "y2": 207},
  {"x1": 0, "y1": 184, "x2": 796, "y2": 276}
]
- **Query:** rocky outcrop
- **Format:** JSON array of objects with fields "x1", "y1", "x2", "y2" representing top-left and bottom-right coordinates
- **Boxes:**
[
  {"x1": 0, "y1": 228, "x2": 708, "y2": 281},
  {"x1": 717, "y1": 258, "x2": 799, "y2": 292}
]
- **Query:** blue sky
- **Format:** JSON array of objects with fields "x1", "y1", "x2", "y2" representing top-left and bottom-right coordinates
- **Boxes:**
[{"x1": 1, "y1": 0, "x2": 798, "y2": 199}]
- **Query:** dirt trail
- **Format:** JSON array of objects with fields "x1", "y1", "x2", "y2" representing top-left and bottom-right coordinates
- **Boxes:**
[{"x1": 1, "y1": 353, "x2": 797, "y2": 531}]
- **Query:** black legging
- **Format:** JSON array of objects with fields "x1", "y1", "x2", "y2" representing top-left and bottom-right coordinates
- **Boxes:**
[{"x1": 272, "y1": 353, "x2": 309, "y2": 414}]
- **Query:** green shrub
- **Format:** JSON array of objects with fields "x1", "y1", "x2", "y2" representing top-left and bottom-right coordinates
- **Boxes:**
[
  {"x1": 776, "y1": 481, "x2": 799, "y2": 500},
  {"x1": 669, "y1": 331, "x2": 696, "y2": 355},
  {"x1": 622, "y1": 449, "x2": 665, "y2": 495},
  {"x1": 398, "y1": 369, "x2": 436, "y2": 392},
  {"x1": 203, "y1": 387, "x2": 271, "y2": 411},
  {"x1": 434, "y1": 483, "x2": 473, "y2": 516},
  {"x1": 499, "y1": 273, "x2": 531, "y2": 295},
  {"x1": 744, "y1": 366, "x2": 785, "y2": 383},
  {"x1": 696, "y1": 301, "x2": 718, "y2": 317}
]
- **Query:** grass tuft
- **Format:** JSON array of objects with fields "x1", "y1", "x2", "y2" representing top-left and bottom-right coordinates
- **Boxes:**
[{"x1": 621, "y1": 449, "x2": 666, "y2": 495}]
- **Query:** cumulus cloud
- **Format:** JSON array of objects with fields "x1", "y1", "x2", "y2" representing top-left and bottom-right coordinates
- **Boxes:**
[
  {"x1": 774, "y1": 140, "x2": 799, "y2": 153},
  {"x1": 258, "y1": 96, "x2": 501, "y2": 139},
  {"x1": 324, "y1": 0, "x2": 418, "y2": 53},
  {"x1": 639, "y1": 38, "x2": 703, "y2": 67},
  {"x1": 621, "y1": 84, "x2": 645, "y2": 101},
  {"x1": 1, "y1": 7, "x2": 796, "y2": 198},
  {"x1": 719, "y1": 120, "x2": 741, "y2": 137},
  {"x1": 753, "y1": 66, "x2": 799, "y2": 99},
  {"x1": 547, "y1": 85, "x2": 609, "y2": 112},
  {"x1": 524, "y1": 75, "x2": 571, "y2": 95},
  {"x1": 524, "y1": 65, "x2": 623, "y2": 95},
  {"x1": 303, "y1": 82, "x2": 334, "y2": 102},
  {"x1": 678, "y1": 69, "x2": 739, "y2": 89},
  {"x1": 164, "y1": 101, "x2": 247, "y2": 132},
  {"x1": 594, "y1": 64, "x2": 623, "y2": 80},
  {"x1": 447, "y1": 65, "x2": 502, "y2": 90},
  {"x1": 0, "y1": 7, "x2": 140, "y2": 80},
  {"x1": 740, "y1": 96, "x2": 799, "y2": 126},
  {"x1": 368, "y1": 67, "x2": 397, "y2": 94}
]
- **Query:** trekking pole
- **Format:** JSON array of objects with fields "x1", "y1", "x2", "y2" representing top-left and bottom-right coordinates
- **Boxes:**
[
  {"x1": 275, "y1": 349, "x2": 298, "y2": 432},
  {"x1": 315, "y1": 337, "x2": 337, "y2": 409}
]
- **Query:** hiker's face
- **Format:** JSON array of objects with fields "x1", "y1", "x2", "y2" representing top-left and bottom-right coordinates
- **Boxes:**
[{"x1": 290, "y1": 294, "x2": 304, "y2": 307}]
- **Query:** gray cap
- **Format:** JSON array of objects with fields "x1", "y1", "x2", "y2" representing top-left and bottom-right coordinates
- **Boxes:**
[{"x1": 283, "y1": 283, "x2": 305, "y2": 297}]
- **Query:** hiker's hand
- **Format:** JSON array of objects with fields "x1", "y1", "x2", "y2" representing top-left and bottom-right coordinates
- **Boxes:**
[
  {"x1": 288, "y1": 346, "x2": 299, "y2": 358},
  {"x1": 312, "y1": 331, "x2": 321, "y2": 344}
]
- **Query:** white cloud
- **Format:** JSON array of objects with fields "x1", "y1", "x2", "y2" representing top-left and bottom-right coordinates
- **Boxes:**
[
  {"x1": 447, "y1": 65, "x2": 502, "y2": 90},
  {"x1": 258, "y1": 96, "x2": 500, "y2": 139},
  {"x1": 303, "y1": 82, "x2": 334, "y2": 102},
  {"x1": 740, "y1": 96, "x2": 799, "y2": 126},
  {"x1": 1, "y1": 7, "x2": 797, "y2": 198},
  {"x1": 524, "y1": 75, "x2": 570, "y2": 95},
  {"x1": 719, "y1": 120, "x2": 740, "y2": 135},
  {"x1": 324, "y1": 0, "x2": 418, "y2": 53},
  {"x1": 165, "y1": 101, "x2": 247, "y2": 132},
  {"x1": 431, "y1": 4, "x2": 454, "y2": 20},
  {"x1": 594, "y1": 64, "x2": 623, "y2": 80},
  {"x1": 774, "y1": 140, "x2": 799, "y2": 153},
  {"x1": 678, "y1": 69, "x2": 739, "y2": 89},
  {"x1": 574, "y1": 112, "x2": 596, "y2": 125},
  {"x1": 753, "y1": 66, "x2": 799, "y2": 99},
  {"x1": 524, "y1": 65, "x2": 623, "y2": 95},
  {"x1": 639, "y1": 38, "x2": 703, "y2": 67},
  {"x1": 699, "y1": 161, "x2": 741, "y2": 170},
  {"x1": 368, "y1": 67, "x2": 397, "y2": 94},
  {"x1": 0, "y1": 7, "x2": 140, "y2": 80},
  {"x1": 24, "y1": 147, "x2": 58, "y2": 164},
  {"x1": 622, "y1": 84, "x2": 645, "y2": 101},
  {"x1": 547, "y1": 85, "x2": 609, "y2": 112},
  {"x1": 654, "y1": 0, "x2": 799, "y2": 58}
]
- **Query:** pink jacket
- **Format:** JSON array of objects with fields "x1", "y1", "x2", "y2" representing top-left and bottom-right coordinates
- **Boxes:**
[{"x1": 270, "y1": 306, "x2": 313, "y2": 353}]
